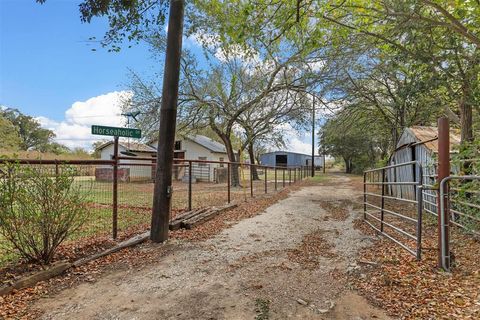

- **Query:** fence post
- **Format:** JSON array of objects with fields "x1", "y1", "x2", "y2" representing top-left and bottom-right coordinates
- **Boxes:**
[
  {"x1": 380, "y1": 168, "x2": 386, "y2": 232},
  {"x1": 227, "y1": 162, "x2": 231, "y2": 203},
  {"x1": 416, "y1": 166, "x2": 423, "y2": 260},
  {"x1": 188, "y1": 160, "x2": 192, "y2": 211},
  {"x1": 112, "y1": 136, "x2": 119, "y2": 240},
  {"x1": 363, "y1": 172, "x2": 367, "y2": 220},
  {"x1": 264, "y1": 167, "x2": 267, "y2": 194},
  {"x1": 275, "y1": 168, "x2": 278, "y2": 190},
  {"x1": 289, "y1": 168, "x2": 291, "y2": 186},
  {"x1": 282, "y1": 168, "x2": 285, "y2": 188},
  {"x1": 250, "y1": 165, "x2": 254, "y2": 198},
  {"x1": 437, "y1": 117, "x2": 450, "y2": 269}
]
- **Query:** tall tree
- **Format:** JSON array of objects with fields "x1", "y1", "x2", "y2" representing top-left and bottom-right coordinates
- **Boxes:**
[
  {"x1": 0, "y1": 108, "x2": 56, "y2": 151},
  {"x1": 0, "y1": 115, "x2": 22, "y2": 151}
]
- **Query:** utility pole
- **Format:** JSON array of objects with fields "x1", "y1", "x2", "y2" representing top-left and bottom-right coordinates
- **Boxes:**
[
  {"x1": 151, "y1": 0, "x2": 185, "y2": 243},
  {"x1": 311, "y1": 95, "x2": 315, "y2": 177}
]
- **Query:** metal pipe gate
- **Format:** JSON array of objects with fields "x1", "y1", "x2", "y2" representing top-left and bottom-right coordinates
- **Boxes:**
[{"x1": 363, "y1": 161, "x2": 424, "y2": 260}]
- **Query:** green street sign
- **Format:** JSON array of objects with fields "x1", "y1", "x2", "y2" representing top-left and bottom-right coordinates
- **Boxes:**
[{"x1": 91, "y1": 125, "x2": 142, "y2": 139}]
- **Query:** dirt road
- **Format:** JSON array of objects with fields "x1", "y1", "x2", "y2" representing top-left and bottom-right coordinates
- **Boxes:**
[{"x1": 35, "y1": 175, "x2": 390, "y2": 320}]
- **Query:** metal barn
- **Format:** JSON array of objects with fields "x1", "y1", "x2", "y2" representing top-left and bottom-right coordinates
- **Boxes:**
[
  {"x1": 388, "y1": 126, "x2": 461, "y2": 214},
  {"x1": 260, "y1": 151, "x2": 324, "y2": 168}
]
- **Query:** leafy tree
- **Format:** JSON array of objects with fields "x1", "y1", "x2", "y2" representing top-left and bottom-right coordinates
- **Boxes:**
[
  {"x1": 0, "y1": 115, "x2": 22, "y2": 151},
  {"x1": 319, "y1": 113, "x2": 388, "y2": 174},
  {"x1": 0, "y1": 108, "x2": 56, "y2": 151}
]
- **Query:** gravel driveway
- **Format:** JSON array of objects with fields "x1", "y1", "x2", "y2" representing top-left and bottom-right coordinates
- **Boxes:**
[{"x1": 36, "y1": 174, "x2": 391, "y2": 320}]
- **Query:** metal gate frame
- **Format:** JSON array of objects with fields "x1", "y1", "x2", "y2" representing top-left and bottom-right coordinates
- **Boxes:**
[
  {"x1": 439, "y1": 175, "x2": 480, "y2": 271},
  {"x1": 363, "y1": 161, "x2": 424, "y2": 260}
]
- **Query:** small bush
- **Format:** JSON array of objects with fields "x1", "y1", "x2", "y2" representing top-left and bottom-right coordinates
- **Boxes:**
[{"x1": 0, "y1": 162, "x2": 90, "y2": 264}]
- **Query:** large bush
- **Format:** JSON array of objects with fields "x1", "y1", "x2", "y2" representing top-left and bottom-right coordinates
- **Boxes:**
[{"x1": 0, "y1": 162, "x2": 89, "y2": 264}]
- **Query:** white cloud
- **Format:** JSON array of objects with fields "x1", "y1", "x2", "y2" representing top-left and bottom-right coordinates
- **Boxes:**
[
  {"x1": 288, "y1": 136, "x2": 313, "y2": 154},
  {"x1": 36, "y1": 91, "x2": 131, "y2": 150}
]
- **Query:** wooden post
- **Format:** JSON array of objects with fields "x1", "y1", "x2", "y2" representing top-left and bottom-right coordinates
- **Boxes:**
[
  {"x1": 437, "y1": 117, "x2": 450, "y2": 268},
  {"x1": 112, "y1": 136, "x2": 119, "y2": 239},
  {"x1": 151, "y1": 0, "x2": 185, "y2": 243},
  {"x1": 289, "y1": 168, "x2": 291, "y2": 186}
]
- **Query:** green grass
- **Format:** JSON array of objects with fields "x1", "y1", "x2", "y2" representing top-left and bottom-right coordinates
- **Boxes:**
[{"x1": 306, "y1": 174, "x2": 330, "y2": 183}]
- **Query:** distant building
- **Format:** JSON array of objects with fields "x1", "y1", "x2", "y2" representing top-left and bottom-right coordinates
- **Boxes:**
[
  {"x1": 150, "y1": 135, "x2": 228, "y2": 182},
  {"x1": 259, "y1": 151, "x2": 324, "y2": 168},
  {"x1": 96, "y1": 141, "x2": 157, "y2": 181}
]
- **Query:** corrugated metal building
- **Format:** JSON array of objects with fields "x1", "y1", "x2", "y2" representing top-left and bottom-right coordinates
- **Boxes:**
[
  {"x1": 260, "y1": 151, "x2": 324, "y2": 168},
  {"x1": 388, "y1": 126, "x2": 461, "y2": 213}
]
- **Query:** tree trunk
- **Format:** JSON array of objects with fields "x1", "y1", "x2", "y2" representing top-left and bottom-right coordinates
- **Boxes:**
[
  {"x1": 221, "y1": 136, "x2": 240, "y2": 187},
  {"x1": 248, "y1": 142, "x2": 259, "y2": 180},
  {"x1": 150, "y1": 0, "x2": 185, "y2": 243},
  {"x1": 459, "y1": 94, "x2": 474, "y2": 143},
  {"x1": 344, "y1": 158, "x2": 353, "y2": 174}
]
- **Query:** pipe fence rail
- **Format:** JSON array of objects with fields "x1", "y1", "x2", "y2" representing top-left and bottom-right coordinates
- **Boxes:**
[
  {"x1": 439, "y1": 175, "x2": 480, "y2": 271},
  {"x1": 0, "y1": 157, "x2": 314, "y2": 266},
  {"x1": 363, "y1": 161, "x2": 424, "y2": 260}
]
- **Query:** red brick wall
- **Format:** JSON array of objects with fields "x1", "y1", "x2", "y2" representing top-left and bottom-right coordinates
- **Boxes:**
[{"x1": 95, "y1": 168, "x2": 130, "y2": 182}]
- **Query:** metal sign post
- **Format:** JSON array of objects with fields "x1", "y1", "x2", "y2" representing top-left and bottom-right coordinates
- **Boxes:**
[{"x1": 92, "y1": 125, "x2": 142, "y2": 239}]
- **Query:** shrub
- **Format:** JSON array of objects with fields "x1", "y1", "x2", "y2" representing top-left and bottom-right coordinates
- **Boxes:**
[{"x1": 0, "y1": 162, "x2": 90, "y2": 264}]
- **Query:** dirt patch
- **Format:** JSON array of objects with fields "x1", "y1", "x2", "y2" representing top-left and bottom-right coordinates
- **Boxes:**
[
  {"x1": 287, "y1": 229, "x2": 338, "y2": 269},
  {"x1": 316, "y1": 200, "x2": 354, "y2": 221},
  {"x1": 20, "y1": 174, "x2": 390, "y2": 320}
]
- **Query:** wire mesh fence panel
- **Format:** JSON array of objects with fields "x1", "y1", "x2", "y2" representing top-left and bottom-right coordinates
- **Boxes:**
[{"x1": 0, "y1": 157, "x2": 310, "y2": 267}]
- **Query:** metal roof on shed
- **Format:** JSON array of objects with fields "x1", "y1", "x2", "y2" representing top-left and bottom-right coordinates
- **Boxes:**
[{"x1": 408, "y1": 126, "x2": 461, "y2": 153}]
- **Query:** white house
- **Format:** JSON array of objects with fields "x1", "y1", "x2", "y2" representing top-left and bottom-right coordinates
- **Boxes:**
[
  {"x1": 150, "y1": 135, "x2": 228, "y2": 182},
  {"x1": 96, "y1": 141, "x2": 157, "y2": 181}
]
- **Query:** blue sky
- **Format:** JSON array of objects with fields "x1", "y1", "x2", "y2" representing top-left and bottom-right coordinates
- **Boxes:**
[
  {"x1": 0, "y1": 0, "x2": 315, "y2": 153},
  {"x1": 0, "y1": 0, "x2": 153, "y2": 121}
]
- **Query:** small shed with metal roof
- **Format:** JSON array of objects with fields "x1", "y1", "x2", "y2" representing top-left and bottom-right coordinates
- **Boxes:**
[{"x1": 388, "y1": 126, "x2": 461, "y2": 212}]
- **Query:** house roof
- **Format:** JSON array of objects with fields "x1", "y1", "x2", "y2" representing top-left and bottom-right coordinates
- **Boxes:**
[
  {"x1": 96, "y1": 141, "x2": 157, "y2": 153},
  {"x1": 187, "y1": 135, "x2": 227, "y2": 153},
  {"x1": 404, "y1": 126, "x2": 461, "y2": 153}
]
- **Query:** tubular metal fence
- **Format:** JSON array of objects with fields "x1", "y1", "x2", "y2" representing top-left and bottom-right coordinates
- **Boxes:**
[
  {"x1": 439, "y1": 175, "x2": 480, "y2": 271},
  {"x1": 0, "y1": 157, "x2": 313, "y2": 266},
  {"x1": 363, "y1": 161, "x2": 424, "y2": 259},
  {"x1": 364, "y1": 157, "x2": 479, "y2": 270}
]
